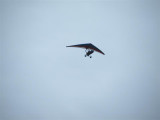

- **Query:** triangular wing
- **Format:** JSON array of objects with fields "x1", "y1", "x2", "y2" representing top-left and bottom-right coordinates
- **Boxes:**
[{"x1": 66, "y1": 43, "x2": 105, "y2": 55}]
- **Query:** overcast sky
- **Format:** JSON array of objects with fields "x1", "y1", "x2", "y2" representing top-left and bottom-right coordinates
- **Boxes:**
[{"x1": 0, "y1": 0, "x2": 160, "y2": 120}]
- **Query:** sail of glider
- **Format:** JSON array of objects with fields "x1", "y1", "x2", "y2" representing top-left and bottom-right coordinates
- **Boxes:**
[{"x1": 66, "y1": 43, "x2": 105, "y2": 55}]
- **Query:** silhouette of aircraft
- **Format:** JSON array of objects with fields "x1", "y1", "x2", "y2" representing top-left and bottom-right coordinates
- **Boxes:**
[{"x1": 66, "y1": 43, "x2": 105, "y2": 58}]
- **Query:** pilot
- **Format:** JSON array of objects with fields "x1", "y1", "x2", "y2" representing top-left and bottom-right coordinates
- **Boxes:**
[{"x1": 87, "y1": 49, "x2": 94, "y2": 56}]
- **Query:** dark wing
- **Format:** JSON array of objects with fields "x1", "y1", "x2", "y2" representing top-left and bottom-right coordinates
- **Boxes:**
[{"x1": 66, "y1": 43, "x2": 105, "y2": 55}]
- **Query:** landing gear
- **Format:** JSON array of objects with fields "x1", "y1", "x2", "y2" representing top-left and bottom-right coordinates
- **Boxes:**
[
  {"x1": 90, "y1": 56, "x2": 92, "y2": 58},
  {"x1": 85, "y1": 55, "x2": 87, "y2": 57}
]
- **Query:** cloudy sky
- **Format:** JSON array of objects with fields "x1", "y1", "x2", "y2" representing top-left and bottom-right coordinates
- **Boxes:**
[{"x1": 1, "y1": 0, "x2": 160, "y2": 120}]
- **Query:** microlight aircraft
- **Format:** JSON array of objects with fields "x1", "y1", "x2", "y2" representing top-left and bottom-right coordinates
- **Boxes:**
[{"x1": 66, "y1": 43, "x2": 105, "y2": 58}]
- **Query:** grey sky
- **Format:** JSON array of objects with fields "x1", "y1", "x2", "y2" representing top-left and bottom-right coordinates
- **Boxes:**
[{"x1": 1, "y1": 0, "x2": 160, "y2": 120}]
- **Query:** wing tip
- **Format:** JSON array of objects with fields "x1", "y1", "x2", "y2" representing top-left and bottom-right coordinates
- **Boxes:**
[
  {"x1": 66, "y1": 45, "x2": 73, "y2": 47},
  {"x1": 101, "y1": 52, "x2": 105, "y2": 55}
]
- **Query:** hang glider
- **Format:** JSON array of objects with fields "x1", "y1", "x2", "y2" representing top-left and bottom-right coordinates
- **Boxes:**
[{"x1": 66, "y1": 43, "x2": 105, "y2": 58}]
